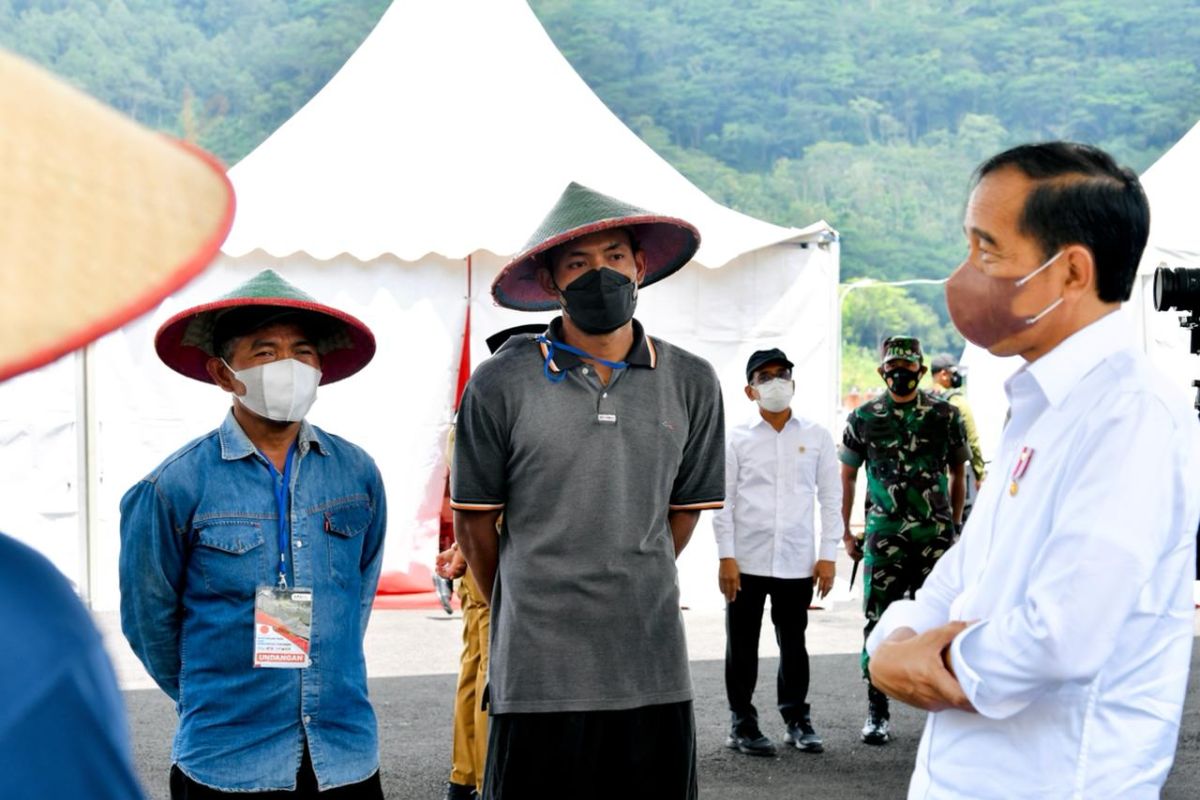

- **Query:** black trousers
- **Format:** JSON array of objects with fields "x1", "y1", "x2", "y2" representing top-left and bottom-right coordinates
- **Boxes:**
[
  {"x1": 483, "y1": 700, "x2": 697, "y2": 800},
  {"x1": 169, "y1": 744, "x2": 383, "y2": 799},
  {"x1": 724, "y1": 573, "x2": 814, "y2": 726}
]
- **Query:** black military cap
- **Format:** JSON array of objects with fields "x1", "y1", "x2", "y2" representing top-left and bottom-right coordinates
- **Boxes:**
[{"x1": 745, "y1": 348, "x2": 793, "y2": 382}]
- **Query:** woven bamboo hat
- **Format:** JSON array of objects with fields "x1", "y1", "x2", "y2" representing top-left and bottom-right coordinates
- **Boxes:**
[
  {"x1": 0, "y1": 48, "x2": 235, "y2": 382},
  {"x1": 492, "y1": 182, "x2": 700, "y2": 311},
  {"x1": 155, "y1": 269, "x2": 376, "y2": 385}
]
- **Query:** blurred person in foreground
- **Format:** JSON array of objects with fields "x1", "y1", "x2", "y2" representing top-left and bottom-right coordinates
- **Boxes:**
[
  {"x1": 867, "y1": 141, "x2": 1200, "y2": 798},
  {"x1": 0, "y1": 47, "x2": 233, "y2": 799}
]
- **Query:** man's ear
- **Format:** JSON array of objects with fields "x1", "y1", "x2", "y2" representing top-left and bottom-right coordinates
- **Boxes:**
[
  {"x1": 1062, "y1": 244, "x2": 1097, "y2": 299},
  {"x1": 634, "y1": 249, "x2": 647, "y2": 285},
  {"x1": 744, "y1": 384, "x2": 757, "y2": 402},
  {"x1": 536, "y1": 265, "x2": 559, "y2": 299},
  {"x1": 918, "y1": 365, "x2": 928, "y2": 380},
  {"x1": 207, "y1": 357, "x2": 242, "y2": 395}
]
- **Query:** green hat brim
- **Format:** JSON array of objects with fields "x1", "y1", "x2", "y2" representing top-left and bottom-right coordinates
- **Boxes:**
[{"x1": 154, "y1": 270, "x2": 375, "y2": 384}]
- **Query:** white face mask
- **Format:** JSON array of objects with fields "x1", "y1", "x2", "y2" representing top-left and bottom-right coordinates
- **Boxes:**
[
  {"x1": 754, "y1": 378, "x2": 794, "y2": 413},
  {"x1": 223, "y1": 358, "x2": 322, "y2": 422}
]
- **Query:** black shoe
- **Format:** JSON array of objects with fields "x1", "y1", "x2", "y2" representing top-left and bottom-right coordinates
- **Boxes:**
[
  {"x1": 784, "y1": 716, "x2": 824, "y2": 753},
  {"x1": 444, "y1": 781, "x2": 477, "y2": 800},
  {"x1": 860, "y1": 711, "x2": 891, "y2": 745},
  {"x1": 725, "y1": 723, "x2": 777, "y2": 757}
]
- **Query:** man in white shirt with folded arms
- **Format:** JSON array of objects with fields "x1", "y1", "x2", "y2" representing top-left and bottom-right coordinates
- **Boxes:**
[
  {"x1": 714, "y1": 348, "x2": 842, "y2": 757},
  {"x1": 867, "y1": 141, "x2": 1200, "y2": 798}
]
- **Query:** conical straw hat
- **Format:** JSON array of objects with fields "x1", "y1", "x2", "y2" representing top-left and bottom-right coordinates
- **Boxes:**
[
  {"x1": 492, "y1": 182, "x2": 699, "y2": 311},
  {"x1": 0, "y1": 48, "x2": 235, "y2": 382},
  {"x1": 155, "y1": 269, "x2": 376, "y2": 385}
]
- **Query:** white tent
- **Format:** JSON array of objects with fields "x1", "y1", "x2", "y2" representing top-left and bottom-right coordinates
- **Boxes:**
[{"x1": 0, "y1": 0, "x2": 839, "y2": 611}]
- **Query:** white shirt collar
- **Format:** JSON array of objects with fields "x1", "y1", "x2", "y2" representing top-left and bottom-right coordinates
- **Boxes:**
[
  {"x1": 750, "y1": 412, "x2": 799, "y2": 432},
  {"x1": 1007, "y1": 308, "x2": 1128, "y2": 409}
]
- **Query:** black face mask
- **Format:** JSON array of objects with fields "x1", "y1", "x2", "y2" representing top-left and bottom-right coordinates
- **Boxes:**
[
  {"x1": 949, "y1": 369, "x2": 964, "y2": 389},
  {"x1": 557, "y1": 267, "x2": 637, "y2": 334},
  {"x1": 884, "y1": 367, "x2": 921, "y2": 395}
]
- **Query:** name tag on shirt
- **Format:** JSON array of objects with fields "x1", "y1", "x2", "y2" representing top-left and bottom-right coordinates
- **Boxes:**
[
  {"x1": 254, "y1": 587, "x2": 312, "y2": 669},
  {"x1": 597, "y1": 413, "x2": 617, "y2": 424}
]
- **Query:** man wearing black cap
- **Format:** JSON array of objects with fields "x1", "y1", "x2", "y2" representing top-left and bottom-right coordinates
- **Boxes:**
[
  {"x1": 928, "y1": 354, "x2": 987, "y2": 512},
  {"x1": 452, "y1": 183, "x2": 725, "y2": 798},
  {"x1": 713, "y1": 348, "x2": 842, "y2": 757}
]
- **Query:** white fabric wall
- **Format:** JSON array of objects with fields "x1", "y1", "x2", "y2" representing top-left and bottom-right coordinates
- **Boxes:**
[
  {"x1": 0, "y1": 239, "x2": 837, "y2": 612},
  {"x1": 0, "y1": 355, "x2": 83, "y2": 587}
]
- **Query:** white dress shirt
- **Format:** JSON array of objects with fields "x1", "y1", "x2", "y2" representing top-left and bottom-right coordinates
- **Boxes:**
[
  {"x1": 867, "y1": 310, "x2": 1200, "y2": 799},
  {"x1": 712, "y1": 412, "x2": 843, "y2": 578}
]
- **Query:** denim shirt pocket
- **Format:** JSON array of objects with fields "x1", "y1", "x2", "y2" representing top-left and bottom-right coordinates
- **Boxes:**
[
  {"x1": 193, "y1": 519, "x2": 265, "y2": 601},
  {"x1": 322, "y1": 496, "x2": 373, "y2": 589}
]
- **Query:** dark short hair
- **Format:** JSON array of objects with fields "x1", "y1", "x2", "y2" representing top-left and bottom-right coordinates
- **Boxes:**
[{"x1": 974, "y1": 142, "x2": 1149, "y2": 303}]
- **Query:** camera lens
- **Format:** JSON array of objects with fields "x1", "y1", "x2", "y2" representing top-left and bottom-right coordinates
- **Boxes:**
[{"x1": 1154, "y1": 267, "x2": 1200, "y2": 313}]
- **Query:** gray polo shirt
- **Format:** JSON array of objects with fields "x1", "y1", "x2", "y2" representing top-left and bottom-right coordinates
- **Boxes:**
[{"x1": 451, "y1": 317, "x2": 724, "y2": 714}]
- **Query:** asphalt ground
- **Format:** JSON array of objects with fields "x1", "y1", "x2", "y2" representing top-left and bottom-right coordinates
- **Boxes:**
[{"x1": 117, "y1": 611, "x2": 1200, "y2": 800}]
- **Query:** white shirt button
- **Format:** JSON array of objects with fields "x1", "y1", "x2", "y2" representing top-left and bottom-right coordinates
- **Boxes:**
[{"x1": 582, "y1": 367, "x2": 590, "y2": 375}]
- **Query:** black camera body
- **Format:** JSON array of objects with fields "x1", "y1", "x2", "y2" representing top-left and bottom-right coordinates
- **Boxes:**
[
  {"x1": 1152, "y1": 266, "x2": 1200, "y2": 577},
  {"x1": 1154, "y1": 266, "x2": 1200, "y2": 315},
  {"x1": 1153, "y1": 265, "x2": 1200, "y2": 372}
]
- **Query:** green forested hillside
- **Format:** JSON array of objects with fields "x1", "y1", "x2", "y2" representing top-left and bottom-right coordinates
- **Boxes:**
[
  {"x1": 0, "y1": 1, "x2": 389, "y2": 162},
  {"x1": 4, "y1": 0, "x2": 1197, "y2": 386},
  {"x1": 529, "y1": 0, "x2": 1200, "y2": 379}
]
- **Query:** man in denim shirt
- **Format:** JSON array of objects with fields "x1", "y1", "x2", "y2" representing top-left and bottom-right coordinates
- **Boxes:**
[{"x1": 119, "y1": 269, "x2": 387, "y2": 798}]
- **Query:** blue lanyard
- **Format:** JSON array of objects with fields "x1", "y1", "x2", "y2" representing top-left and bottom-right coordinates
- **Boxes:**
[
  {"x1": 262, "y1": 441, "x2": 298, "y2": 589},
  {"x1": 535, "y1": 335, "x2": 628, "y2": 384}
]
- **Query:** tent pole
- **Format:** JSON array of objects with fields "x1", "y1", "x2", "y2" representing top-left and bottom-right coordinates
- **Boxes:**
[
  {"x1": 75, "y1": 342, "x2": 98, "y2": 607},
  {"x1": 456, "y1": 256, "x2": 472, "y2": 408}
]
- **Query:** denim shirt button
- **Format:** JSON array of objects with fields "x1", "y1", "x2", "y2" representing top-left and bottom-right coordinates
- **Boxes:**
[
  {"x1": 295, "y1": 540, "x2": 303, "y2": 548},
  {"x1": 303, "y1": 715, "x2": 311, "y2": 725}
]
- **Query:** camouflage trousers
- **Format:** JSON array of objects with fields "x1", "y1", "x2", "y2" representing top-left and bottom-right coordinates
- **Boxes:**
[{"x1": 859, "y1": 520, "x2": 954, "y2": 683}]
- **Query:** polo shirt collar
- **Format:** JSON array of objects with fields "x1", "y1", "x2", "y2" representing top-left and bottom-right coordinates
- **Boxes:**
[
  {"x1": 218, "y1": 408, "x2": 328, "y2": 461},
  {"x1": 540, "y1": 316, "x2": 658, "y2": 375}
]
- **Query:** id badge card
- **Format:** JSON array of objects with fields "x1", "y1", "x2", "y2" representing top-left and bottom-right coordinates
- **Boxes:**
[{"x1": 254, "y1": 586, "x2": 313, "y2": 669}]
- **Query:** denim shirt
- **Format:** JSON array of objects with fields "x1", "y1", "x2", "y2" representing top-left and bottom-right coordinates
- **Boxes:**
[{"x1": 119, "y1": 411, "x2": 387, "y2": 791}]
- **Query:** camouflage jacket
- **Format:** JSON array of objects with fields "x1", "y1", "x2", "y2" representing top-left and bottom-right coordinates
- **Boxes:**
[{"x1": 839, "y1": 391, "x2": 971, "y2": 535}]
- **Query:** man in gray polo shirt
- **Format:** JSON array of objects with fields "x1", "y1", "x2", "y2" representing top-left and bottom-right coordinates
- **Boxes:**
[{"x1": 452, "y1": 182, "x2": 724, "y2": 799}]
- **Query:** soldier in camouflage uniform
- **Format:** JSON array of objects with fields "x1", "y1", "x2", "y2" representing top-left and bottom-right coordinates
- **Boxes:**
[{"x1": 838, "y1": 336, "x2": 970, "y2": 745}]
